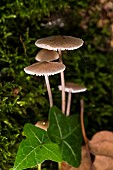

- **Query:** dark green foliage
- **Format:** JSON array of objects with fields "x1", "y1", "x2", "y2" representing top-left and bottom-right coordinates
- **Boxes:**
[
  {"x1": 47, "y1": 106, "x2": 82, "y2": 167},
  {"x1": 0, "y1": 0, "x2": 113, "y2": 169},
  {"x1": 13, "y1": 123, "x2": 62, "y2": 170},
  {"x1": 13, "y1": 106, "x2": 82, "y2": 169}
]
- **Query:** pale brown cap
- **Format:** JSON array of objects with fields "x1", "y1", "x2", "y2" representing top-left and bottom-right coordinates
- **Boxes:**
[
  {"x1": 24, "y1": 61, "x2": 66, "y2": 76},
  {"x1": 35, "y1": 49, "x2": 59, "y2": 62},
  {"x1": 35, "y1": 35, "x2": 84, "y2": 51},
  {"x1": 58, "y1": 82, "x2": 87, "y2": 93},
  {"x1": 35, "y1": 121, "x2": 48, "y2": 131}
]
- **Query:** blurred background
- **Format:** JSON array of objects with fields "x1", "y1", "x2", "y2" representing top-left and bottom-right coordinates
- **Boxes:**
[{"x1": 0, "y1": 0, "x2": 113, "y2": 169}]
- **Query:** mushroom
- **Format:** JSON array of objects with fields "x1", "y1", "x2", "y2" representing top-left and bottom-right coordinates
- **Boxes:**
[
  {"x1": 35, "y1": 121, "x2": 48, "y2": 131},
  {"x1": 35, "y1": 35, "x2": 84, "y2": 114},
  {"x1": 24, "y1": 61, "x2": 66, "y2": 108},
  {"x1": 35, "y1": 49, "x2": 59, "y2": 62},
  {"x1": 58, "y1": 82, "x2": 87, "y2": 116}
]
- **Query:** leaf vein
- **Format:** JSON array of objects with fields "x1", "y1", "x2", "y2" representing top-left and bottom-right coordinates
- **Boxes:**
[
  {"x1": 54, "y1": 111, "x2": 62, "y2": 138},
  {"x1": 63, "y1": 140, "x2": 78, "y2": 162}
]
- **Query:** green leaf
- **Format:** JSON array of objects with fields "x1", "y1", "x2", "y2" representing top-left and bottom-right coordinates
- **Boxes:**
[
  {"x1": 47, "y1": 106, "x2": 82, "y2": 167},
  {"x1": 13, "y1": 123, "x2": 62, "y2": 170}
]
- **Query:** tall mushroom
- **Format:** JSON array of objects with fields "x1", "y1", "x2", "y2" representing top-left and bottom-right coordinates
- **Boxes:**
[
  {"x1": 24, "y1": 61, "x2": 66, "y2": 108},
  {"x1": 35, "y1": 35, "x2": 84, "y2": 114},
  {"x1": 35, "y1": 49, "x2": 59, "y2": 62},
  {"x1": 58, "y1": 82, "x2": 87, "y2": 116}
]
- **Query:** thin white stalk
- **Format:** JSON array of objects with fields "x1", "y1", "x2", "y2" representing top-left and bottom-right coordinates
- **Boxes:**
[
  {"x1": 45, "y1": 75, "x2": 53, "y2": 107},
  {"x1": 58, "y1": 49, "x2": 66, "y2": 114},
  {"x1": 66, "y1": 91, "x2": 72, "y2": 116}
]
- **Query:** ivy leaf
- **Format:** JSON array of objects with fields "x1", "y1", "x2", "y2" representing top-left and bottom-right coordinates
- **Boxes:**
[
  {"x1": 47, "y1": 106, "x2": 82, "y2": 167},
  {"x1": 13, "y1": 123, "x2": 62, "y2": 170}
]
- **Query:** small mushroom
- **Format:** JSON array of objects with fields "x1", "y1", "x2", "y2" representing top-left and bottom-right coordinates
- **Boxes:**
[
  {"x1": 35, "y1": 35, "x2": 84, "y2": 114},
  {"x1": 24, "y1": 61, "x2": 66, "y2": 108},
  {"x1": 35, "y1": 49, "x2": 59, "y2": 62},
  {"x1": 58, "y1": 82, "x2": 87, "y2": 116},
  {"x1": 35, "y1": 121, "x2": 48, "y2": 131}
]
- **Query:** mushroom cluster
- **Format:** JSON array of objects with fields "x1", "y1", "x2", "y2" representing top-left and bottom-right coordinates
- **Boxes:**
[
  {"x1": 23, "y1": 35, "x2": 113, "y2": 170},
  {"x1": 35, "y1": 35, "x2": 84, "y2": 114},
  {"x1": 24, "y1": 35, "x2": 88, "y2": 170},
  {"x1": 24, "y1": 35, "x2": 85, "y2": 114}
]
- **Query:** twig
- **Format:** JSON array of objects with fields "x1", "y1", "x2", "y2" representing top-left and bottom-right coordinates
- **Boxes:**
[
  {"x1": 80, "y1": 99, "x2": 93, "y2": 170},
  {"x1": 20, "y1": 35, "x2": 27, "y2": 56}
]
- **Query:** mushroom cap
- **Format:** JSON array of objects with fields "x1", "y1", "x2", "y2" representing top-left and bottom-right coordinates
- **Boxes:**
[
  {"x1": 58, "y1": 82, "x2": 87, "y2": 93},
  {"x1": 24, "y1": 61, "x2": 66, "y2": 76},
  {"x1": 35, "y1": 49, "x2": 59, "y2": 62},
  {"x1": 35, "y1": 35, "x2": 84, "y2": 51},
  {"x1": 35, "y1": 121, "x2": 48, "y2": 131}
]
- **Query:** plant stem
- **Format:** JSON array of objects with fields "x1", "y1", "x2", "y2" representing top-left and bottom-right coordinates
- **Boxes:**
[
  {"x1": 80, "y1": 99, "x2": 92, "y2": 170},
  {"x1": 66, "y1": 91, "x2": 72, "y2": 116},
  {"x1": 58, "y1": 162, "x2": 61, "y2": 170},
  {"x1": 45, "y1": 74, "x2": 53, "y2": 107},
  {"x1": 38, "y1": 164, "x2": 41, "y2": 170},
  {"x1": 58, "y1": 49, "x2": 66, "y2": 114},
  {"x1": 80, "y1": 99, "x2": 88, "y2": 144}
]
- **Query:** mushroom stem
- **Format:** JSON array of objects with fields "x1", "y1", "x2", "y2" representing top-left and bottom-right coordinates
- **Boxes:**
[
  {"x1": 58, "y1": 49, "x2": 62, "y2": 63},
  {"x1": 44, "y1": 75, "x2": 53, "y2": 108},
  {"x1": 58, "y1": 49, "x2": 66, "y2": 114},
  {"x1": 66, "y1": 91, "x2": 72, "y2": 116},
  {"x1": 80, "y1": 99, "x2": 92, "y2": 170}
]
